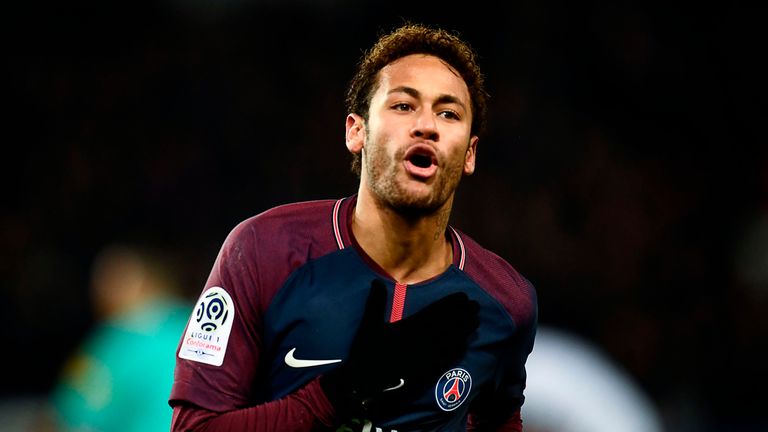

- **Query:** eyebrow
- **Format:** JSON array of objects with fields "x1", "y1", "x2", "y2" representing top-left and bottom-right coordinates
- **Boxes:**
[{"x1": 388, "y1": 86, "x2": 468, "y2": 112}]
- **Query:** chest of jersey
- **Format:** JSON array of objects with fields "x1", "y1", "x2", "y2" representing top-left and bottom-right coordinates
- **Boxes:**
[{"x1": 257, "y1": 248, "x2": 516, "y2": 431}]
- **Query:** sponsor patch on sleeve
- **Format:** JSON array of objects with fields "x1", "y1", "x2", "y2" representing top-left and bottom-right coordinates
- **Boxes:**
[{"x1": 178, "y1": 286, "x2": 235, "y2": 366}]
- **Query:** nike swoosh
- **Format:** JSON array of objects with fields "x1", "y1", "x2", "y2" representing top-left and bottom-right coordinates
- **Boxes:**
[
  {"x1": 383, "y1": 379, "x2": 405, "y2": 392},
  {"x1": 284, "y1": 348, "x2": 342, "y2": 368}
]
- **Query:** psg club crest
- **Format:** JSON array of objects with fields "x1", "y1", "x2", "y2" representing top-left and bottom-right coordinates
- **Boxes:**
[{"x1": 435, "y1": 367, "x2": 472, "y2": 411}]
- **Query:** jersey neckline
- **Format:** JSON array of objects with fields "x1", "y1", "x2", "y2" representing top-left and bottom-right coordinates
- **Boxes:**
[{"x1": 332, "y1": 195, "x2": 466, "y2": 273}]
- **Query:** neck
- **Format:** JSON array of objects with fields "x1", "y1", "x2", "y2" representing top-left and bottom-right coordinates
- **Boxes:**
[{"x1": 351, "y1": 190, "x2": 454, "y2": 284}]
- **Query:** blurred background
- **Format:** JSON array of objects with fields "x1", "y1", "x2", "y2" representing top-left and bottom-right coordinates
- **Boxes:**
[{"x1": 3, "y1": 1, "x2": 767, "y2": 431}]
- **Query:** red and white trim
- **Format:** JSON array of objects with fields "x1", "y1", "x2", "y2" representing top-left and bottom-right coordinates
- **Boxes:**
[
  {"x1": 449, "y1": 226, "x2": 466, "y2": 271},
  {"x1": 334, "y1": 197, "x2": 466, "y2": 271},
  {"x1": 332, "y1": 198, "x2": 345, "y2": 250}
]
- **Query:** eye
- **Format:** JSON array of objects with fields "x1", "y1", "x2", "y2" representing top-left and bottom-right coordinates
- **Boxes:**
[
  {"x1": 438, "y1": 110, "x2": 460, "y2": 120},
  {"x1": 391, "y1": 103, "x2": 413, "y2": 112}
]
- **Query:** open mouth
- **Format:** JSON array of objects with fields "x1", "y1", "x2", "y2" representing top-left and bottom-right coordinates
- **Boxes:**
[
  {"x1": 405, "y1": 145, "x2": 437, "y2": 167},
  {"x1": 403, "y1": 145, "x2": 438, "y2": 179},
  {"x1": 409, "y1": 153, "x2": 434, "y2": 168}
]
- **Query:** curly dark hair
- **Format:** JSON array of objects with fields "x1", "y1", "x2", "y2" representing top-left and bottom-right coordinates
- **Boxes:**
[{"x1": 346, "y1": 23, "x2": 489, "y2": 176}]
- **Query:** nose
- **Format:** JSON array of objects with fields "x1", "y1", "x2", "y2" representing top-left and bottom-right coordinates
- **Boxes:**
[{"x1": 411, "y1": 110, "x2": 439, "y2": 141}]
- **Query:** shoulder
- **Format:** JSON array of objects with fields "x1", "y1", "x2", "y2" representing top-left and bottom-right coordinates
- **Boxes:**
[
  {"x1": 454, "y1": 228, "x2": 537, "y2": 327},
  {"x1": 212, "y1": 199, "x2": 343, "y2": 282},
  {"x1": 221, "y1": 199, "x2": 338, "y2": 251},
  {"x1": 205, "y1": 199, "x2": 343, "y2": 312},
  {"x1": 231, "y1": 199, "x2": 338, "y2": 238}
]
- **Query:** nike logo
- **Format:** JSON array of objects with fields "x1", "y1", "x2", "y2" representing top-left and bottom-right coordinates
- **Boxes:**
[
  {"x1": 284, "y1": 348, "x2": 342, "y2": 368},
  {"x1": 383, "y1": 379, "x2": 405, "y2": 392}
]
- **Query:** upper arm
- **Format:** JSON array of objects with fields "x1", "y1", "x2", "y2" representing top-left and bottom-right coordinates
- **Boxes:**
[{"x1": 170, "y1": 222, "x2": 267, "y2": 412}]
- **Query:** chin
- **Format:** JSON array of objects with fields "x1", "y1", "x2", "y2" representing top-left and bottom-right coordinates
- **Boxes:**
[
  {"x1": 367, "y1": 171, "x2": 455, "y2": 216},
  {"x1": 388, "y1": 189, "x2": 447, "y2": 216}
]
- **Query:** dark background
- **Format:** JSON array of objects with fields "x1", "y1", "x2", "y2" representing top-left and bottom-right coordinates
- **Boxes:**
[{"x1": 4, "y1": 1, "x2": 767, "y2": 431}]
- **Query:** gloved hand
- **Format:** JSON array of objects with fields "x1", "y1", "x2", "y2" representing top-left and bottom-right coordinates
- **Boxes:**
[{"x1": 320, "y1": 279, "x2": 480, "y2": 420}]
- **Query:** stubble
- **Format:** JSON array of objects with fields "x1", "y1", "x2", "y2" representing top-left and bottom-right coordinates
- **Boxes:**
[{"x1": 363, "y1": 137, "x2": 466, "y2": 218}]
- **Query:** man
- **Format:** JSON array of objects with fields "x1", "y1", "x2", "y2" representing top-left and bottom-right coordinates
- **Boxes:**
[
  {"x1": 169, "y1": 23, "x2": 537, "y2": 431},
  {"x1": 49, "y1": 243, "x2": 191, "y2": 432}
]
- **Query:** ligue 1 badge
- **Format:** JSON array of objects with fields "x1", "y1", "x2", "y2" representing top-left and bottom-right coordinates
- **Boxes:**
[
  {"x1": 435, "y1": 367, "x2": 472, "y2": 411},
  {"x1": 179, "y1": 286, "x2": 235, "y2": 367}
]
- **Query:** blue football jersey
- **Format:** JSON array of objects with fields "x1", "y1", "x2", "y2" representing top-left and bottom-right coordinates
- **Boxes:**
[{"x1": 171, "y1": 195, "x2": 537, "y2": 431}]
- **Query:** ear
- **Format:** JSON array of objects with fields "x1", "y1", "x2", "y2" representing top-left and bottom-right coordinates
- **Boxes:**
[
  {"x1": 463, "y1": 136, "x2": 479, "y2": 175},
  {"x1": 346, "y1": 113, "x2": 366, "y2": 154}
]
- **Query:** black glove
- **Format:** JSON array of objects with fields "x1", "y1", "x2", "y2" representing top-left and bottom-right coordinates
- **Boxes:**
[{"x1": 320, "y1": 279, "x2": 480, "y2": 420}]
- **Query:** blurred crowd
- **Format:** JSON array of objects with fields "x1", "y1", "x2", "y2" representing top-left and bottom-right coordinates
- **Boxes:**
[{"x1": 3, "y1": 1, "x2": 766, "y2": 431}]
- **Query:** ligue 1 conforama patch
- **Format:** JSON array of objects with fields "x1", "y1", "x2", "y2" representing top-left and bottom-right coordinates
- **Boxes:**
[
  {"x1": 435, "y1": 367, "x2": 472, "y2": 411},
  {"x1": 178, "y1": 286, "x2": 235, "y2": 366}
]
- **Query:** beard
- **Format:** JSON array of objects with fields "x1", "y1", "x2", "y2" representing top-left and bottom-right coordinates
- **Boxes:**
[{"x1": 363, "y1": 136, "x2": 466, "y2": 217}]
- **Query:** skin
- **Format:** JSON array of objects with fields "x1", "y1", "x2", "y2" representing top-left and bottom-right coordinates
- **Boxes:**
[{"x1": 345, "y1": 54, "x2": 479, "y2": 284}]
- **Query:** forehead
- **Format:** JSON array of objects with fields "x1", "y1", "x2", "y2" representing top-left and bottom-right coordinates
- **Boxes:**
[{"x1": 375, "y1": 54, "x2": 470, "y2": 105}]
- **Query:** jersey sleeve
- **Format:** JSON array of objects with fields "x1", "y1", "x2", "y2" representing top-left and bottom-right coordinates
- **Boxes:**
[
  {"x1": 169, "y1": 219, "x2": 266, "y2": 411},
  {"x1": 171, "y1": 377, "x2": 335, "y2": 431},
  {"x1": 168, "y1": 219, "x2": 337, "y2": 430},
  {"x1": 468, "y1": 278, "x2": 538, "y2": 430},
  {"x1": 457, "y1": 229, "x2": 539, "y2": 431}
]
